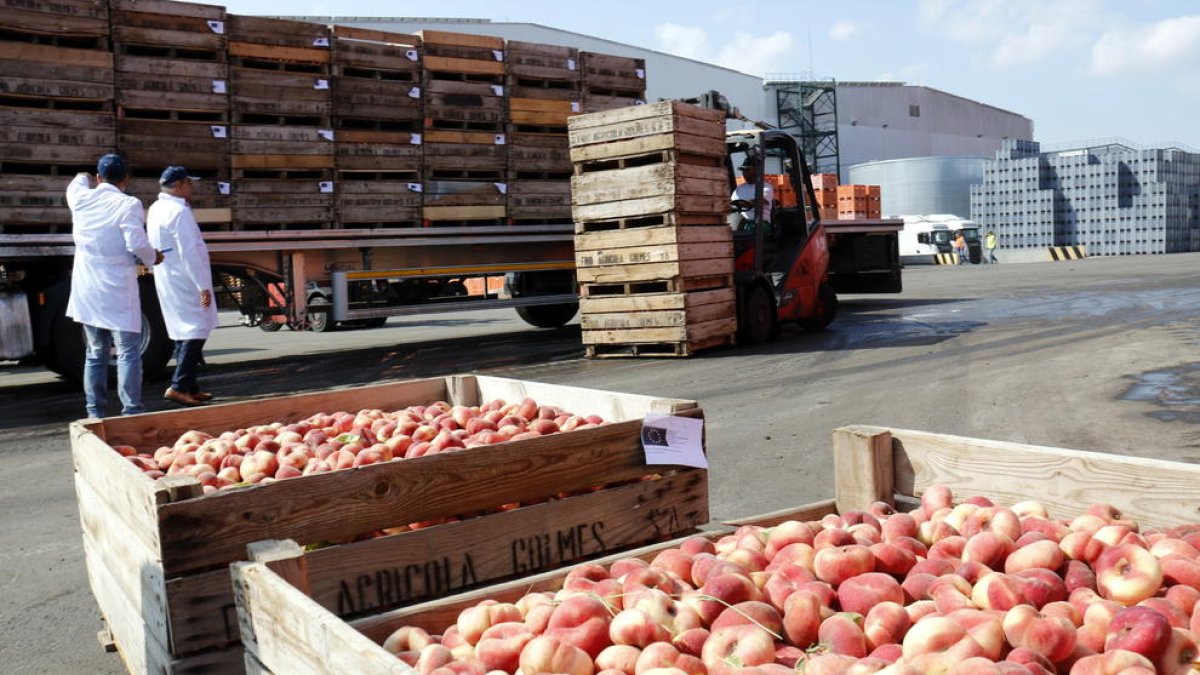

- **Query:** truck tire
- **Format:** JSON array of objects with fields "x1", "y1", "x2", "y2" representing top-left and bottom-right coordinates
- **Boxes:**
[
  {"x1": 46, "y1": 276, "x2": 174, "y2": 382},
  {"x1": 516, "y1": 302, "x2": 578, "y2": 328},
  {"x1": 307, "y1": 295, "x2": 334, "y2": 332},
  {"x1": 738, "y1": 284, "x2": 778, "y2": 345},
  {"x1": 802, "y1": 282, "x2": 839, "y2": 331}
]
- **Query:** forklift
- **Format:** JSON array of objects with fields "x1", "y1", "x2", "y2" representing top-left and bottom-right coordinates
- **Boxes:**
[{"x1": 724, "y1": 128, "x2": 838, "y2": 344}]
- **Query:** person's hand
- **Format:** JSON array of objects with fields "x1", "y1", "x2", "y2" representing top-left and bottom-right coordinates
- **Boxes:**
[
  {"x1": 154, "y1": 250, "x2": 164, "y2": 265},
  {"x1": 200, "y1": 289, "x2": 212, "y2": 309}
]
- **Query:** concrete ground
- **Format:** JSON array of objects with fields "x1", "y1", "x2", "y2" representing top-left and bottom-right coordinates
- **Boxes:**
[{"x1": 3, "y1": 254, "x2": 1199, "y2": 673}]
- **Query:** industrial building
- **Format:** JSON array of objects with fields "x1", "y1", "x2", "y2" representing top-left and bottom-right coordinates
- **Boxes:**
[{"x1": 970, "y1": 139, "x2": 1200, "y2": 255}]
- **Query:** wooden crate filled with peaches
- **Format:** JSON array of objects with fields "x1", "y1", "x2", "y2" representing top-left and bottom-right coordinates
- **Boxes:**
[
  {"x1": 234, "y1": 425, "x2": 1200, "y2": 675},
  {"x1": 71, "y1": 375, "x2": 707, "y2": 675}
]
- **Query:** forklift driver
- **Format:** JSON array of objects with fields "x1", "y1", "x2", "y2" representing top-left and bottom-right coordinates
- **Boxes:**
[{"x1": 730, "y1": 159, "x2": 774, "y2": 232}]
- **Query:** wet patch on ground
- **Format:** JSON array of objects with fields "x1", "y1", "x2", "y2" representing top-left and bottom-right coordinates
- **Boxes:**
[{"x1": 1120, "y1": 363, "x2": 1200, "y2": 423}]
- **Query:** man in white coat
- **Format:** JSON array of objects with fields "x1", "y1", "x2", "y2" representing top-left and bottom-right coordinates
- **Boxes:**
[
  {"x1": 147, "y1": 166, "x2": 218, "y2": 407},
  {"x1": 66, "y1": 153, "x2": 162, "y2": 418}
]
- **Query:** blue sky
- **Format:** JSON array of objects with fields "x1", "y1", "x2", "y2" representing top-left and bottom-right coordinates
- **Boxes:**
[{"x1": 214, "y1": 0, "x2": 1200, "y2": 149}]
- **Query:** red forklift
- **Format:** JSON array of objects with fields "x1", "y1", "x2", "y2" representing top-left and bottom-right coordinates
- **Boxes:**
[{"x1": 724, "y1": 128, "x2": 839, "y2": 344}]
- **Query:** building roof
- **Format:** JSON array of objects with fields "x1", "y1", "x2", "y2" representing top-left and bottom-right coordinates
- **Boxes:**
[{"x1": 835, "y1": 81, "x2": 1030, "y2": 122}]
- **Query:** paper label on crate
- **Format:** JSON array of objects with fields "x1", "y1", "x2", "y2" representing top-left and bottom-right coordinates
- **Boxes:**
[
  {"x1": 493, "y1": 133, "x2": 506, "y2": 145},
  {"x1": 641, "y1": 414, "x2": 707, "y2": 469},
  {"x1": 410, "y1": 133, "x2": 422, "y2": 145},
  {"x1": 313, "y1": 37, "x2": 330, "y2": 47},
  {"x1": 211, "y1": 80, "x2": 227, "y2": 94},
  {"x1": 314, "y1": 79, "x2": 330, "y2": 90},
  {"x1": 317, "y1": 129, "x2": 334, "y2": 141},
  {"x1": 566, "y1": 58, "x2": 577, "y2": 70},
  {"x1": 407, "y1": 182, "x2": 423, "y2": 192},
  {"x1": 492, "y1": 49, "x2": 504, "y2": 61},
  {"x1": 217, "y1": 181, "x2": 231, "y2": 195},
  {"x1": 207, "y1": 20, "x2": 224, "y2": 34},
  {"x1": 210, "y1": 125, "x2": 227, "y2": 138},
  {"x1": 408, "y1": 86, "x2": 421, "y2": 98},
  {"x1": 405, "y1": 49, "x2": 419, "y2": 61},
  {"x1": 635, "y1": 68, "x2": 645, "y2": 79},
  {"x1": 493, "y1": 182, "x2": 507, "y2": 194},
  {"x1": 318, "y1": 181, "x2": 334, "y2": 193},
  {"x1": 491, "y1": 85, "x2": 504, "y2": 96},
  {"x1": 635, "y1": 99, "x2": 646, "y2": 105},
  {"x1": 570, "y1": 101, "x2": 581, "y2": 112}
]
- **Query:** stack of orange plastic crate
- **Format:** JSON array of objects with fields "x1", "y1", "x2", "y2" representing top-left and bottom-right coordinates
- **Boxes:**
[
  {"x1": 836, "y1": 184, "x2": 881, "y2": 220},
  {"x1": 810, "y1": 173, "x2": 839, "y2": 221}
]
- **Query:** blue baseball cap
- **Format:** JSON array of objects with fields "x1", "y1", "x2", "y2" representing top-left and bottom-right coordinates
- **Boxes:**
[
  {"x1": 96, "y1": 154, "x2": 128, "y2": 182},
  {"x1": 159, "y1": 165, "x2": 200, "y2": 186}
]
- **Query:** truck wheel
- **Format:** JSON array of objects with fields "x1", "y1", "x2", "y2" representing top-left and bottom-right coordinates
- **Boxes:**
[
  {"x1": 738, "y1": 284, "x2": 778, "y2": 345},
  {"x1": 307, "y1": 295, "x2": 334, "y2": 332},
  {"x1": 516, "y1": 302, "x2": 578, "y2": 328},
  {"x1": 47, "y1": 276, "x2": 174, "y2": 382},
  {"x1": 802, "y1": 282, "x2": 839, "y2": 331},
  {"x1": 257, "y1": 317, "x2": 283, "y2": 332}
]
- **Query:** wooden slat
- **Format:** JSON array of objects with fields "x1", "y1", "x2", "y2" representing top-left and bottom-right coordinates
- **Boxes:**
[
  {"x1": 568, "y1": 100, "x2": 721, "y2": 130},
  {"x1": 417, "y1": 30, "x2": 503, "y2": 50},
  {"x1": 722, "y1": 499, "x2": 840, "y2": 527},
  {"x1": 422, "y1": 55, "x2": 504, "y2": 76},
  {"x1": 576, "y1": 241, "x2": 733, "y2": 269},
  {"x1": 165, "y1": 470, "x2": 706, "y2": 652},
  {"x1": 572, "y1": 194, "x2": 728, "y2": 223},
  {"x1": 581, "y1": 300, "x2": 734, "y2": 330},
  {"x1": 423, "y1": 205, "x2": 505, "y2": 220},
  {"x1": 229, "y1": 41, "x2": 330, "y2": 64},
  {"x1": 333, "y1": 25, "x2": 421, "y2": 46},
  {"x1": 575, "y1": 257, "x2": 734, "y2": 285},
  {"x1": 0, "y1": 41, "x2": 113, "y2": 68},
  {"x1": 111, "y1": 0, "x2": 225, "y2": 19},
  {"x1": 422, "y1": 130, "x2": 501, "y2": 145},
  {"x1": 832, "y1": 426, "x2": 895, "y2": 514},
  {"x1": 580, "y1": 287, "x2": 735, "y2": 315},
  {"x1": 580, "y1": 316, "x2": 737, "y2": 345},
  {"x1": 574, "y1": 222, "x2": 731, "y2": 251},
  {"x1": 863, "y1": 426, "x2": 1200, "y2": 527},
  {"x1": 572, "y1": 162, "x2": 727, "y2": 206},
  {"x1": 231, "y1": 154, "x2": 336, "y2": 170}
]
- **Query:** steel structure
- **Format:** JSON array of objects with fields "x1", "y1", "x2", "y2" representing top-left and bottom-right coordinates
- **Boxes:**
[{"x1": 767, "y1": 76, "x2": 840, "y2": 178}]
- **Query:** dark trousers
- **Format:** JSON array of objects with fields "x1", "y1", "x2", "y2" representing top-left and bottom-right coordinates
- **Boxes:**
[{"x1": 170, "y1": 339, "x2": 206, "y2": 394}]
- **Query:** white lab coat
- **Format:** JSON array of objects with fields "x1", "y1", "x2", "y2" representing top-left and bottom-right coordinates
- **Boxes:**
[
  {"x1": 65, "y1": 175, "x2": 157, "y2": 333},
  {"x1": 147, "y1": 193, "x2": 217, "y2": 340},
  {"x1": 732, "y1": 181, "x2": 774, "y2": 223}
]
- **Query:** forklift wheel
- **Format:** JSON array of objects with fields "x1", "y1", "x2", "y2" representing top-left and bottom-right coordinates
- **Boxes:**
[
  {"x1": 738, "y1": 285, "x2": 778, "y2": 345},
  {"x1": 802, "y1": 282, "x2": 839, "y2": 331}
]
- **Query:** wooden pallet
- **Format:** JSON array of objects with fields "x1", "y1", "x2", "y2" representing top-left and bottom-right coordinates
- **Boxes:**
[
  {"x1": 585, "y1": 331, "x2": 736, "y2": 358},
  {"x1": 573, "y1": 210, "x2": 724, "y2": 234},
  {"x1": 70, "y1": 376, "x2": 699, "y2": 672},
  {"x1": 580, "y1": 273, "x2": 734, "y2": 298}
]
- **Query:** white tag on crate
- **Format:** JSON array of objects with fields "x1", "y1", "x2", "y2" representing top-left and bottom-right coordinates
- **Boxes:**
[
  {"x1": 493, "y1": 133, "x2": 506, "y2": 145},
  {"x1": 410, "y1": 133, "x2": 422, "y2": 145},
  {"x1": 211, "y1": 80, "x2": 227, "y2": 94},
  {"x1": 491, "y1": 85, "x2": 504, "y2": 96},
  {"x1": 313, "y1": 37, "x2": 330, "y2": 47},
  {"x1": 635, "y1": 99, "x2": 646, "y2": 105},
  {"x1": 217, "y1": 181, "x2": 231, "y2": 195},
  {"x1": 207, "y1": 20, "x2": 224, "y2": 34},
  {"x1": 570, "y1": 101, "x2": 581, "y2": 112},
  {"x1": 210, "y1": 125, "x2": 227, "y2": 138},
  {"x1": 408, "y1": 86, "x2": 421, "y2": 98},
  {"x1": 317, "y1": 129, "x2": 334, "y2": 141},
  {"x1": 566, "y1": 58, "x2": 577, "y2": 70},
  {"x1": 641, "y1": 414, "x2": 706, "y2": 468},
  {"x1": 405, "y1": 49, "x2": 419, "y2": 61},
  {"x1": 407, "y1": 182, "x2": 423, "y2": 192},
  {"x1": 492, "y1": 49, "x2": 504, "y2": 61},
  {"x1": 314, "y1": 78, "x2": 330, "y2": 90},
  {"x1": 318, "y1": 181, "x2": 334, "y2": 193},
  {"x1": 493, "y1": 182, "x2": 507, "y2": 195},
  {"x1": 635, "y1": 68, "x2": 645, "y2": 79}
]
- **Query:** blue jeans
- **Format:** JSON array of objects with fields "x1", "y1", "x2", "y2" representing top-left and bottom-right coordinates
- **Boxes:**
[
  {"x1": 170, "y1": 339, "x2": 207, "y2": 394},
  {"x1": 83, "y1": 324, "x2": 144, "y2": 418}
]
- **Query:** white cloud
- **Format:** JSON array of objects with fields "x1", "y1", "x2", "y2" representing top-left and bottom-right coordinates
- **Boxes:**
[
  {"x1": 654, "y1": 23, "x2": 795, "y2": 76},
  {"x1": 829, "y1": 20, "x2": 858, "y2": 41},
  {"x1": 1090, "y1": 16, "x2": 1200, "y2": 75},
  {"x1": 919, "y1": 0, "x2": 1107, "y2": 68}
]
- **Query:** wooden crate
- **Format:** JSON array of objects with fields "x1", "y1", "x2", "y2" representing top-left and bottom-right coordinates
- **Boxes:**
[
  {"x1": 335, "y1": 129, "x2": 422, "y2": 172},
  {"x1": 0, "y1": 174, "x2": 75, "y2": 231},
  {"x1": 127, "y1": 169, "x2": 231, "y2": 226},
  {"x1": 575, "y1": 222, "x2": 732, "y2": 268},
  {"x1": 230, "y1": 175, "x2": 335, "y2": 228},
  {"x1": 509, "y1": 97, "x2": 575, "y2": 129},
  {"x1": 419, "y1": 30, "x2": 505, "y2": 77},
  {"x1": 115, "y1": 57, "x2": 229, "y2": 117},
  {"x1": 571, "y1": 161, "x2": 727, "y2": 223},
  {"x1": 117, "y1": 119, "x2": 229, "y2": 170},
  {"x1": 233, "y1": 423, "x2": 1200, "y2": 674},
  {"x1": 0, "y1": 41, "x2": 114, "y2": 110},
  {"x1": 575, "y1": 255, "x2": 734, "y2": 286},
  {"x1": 337, "y1": 175, "x2": 422, "y2": 227},
  {"x1": 509, "y1": 131, "x2": 571, "y2": 175},
  {"x1": 582, "y1": 94, "x2": 646, "y2": 113},
  {"x1": 110, "y1": 0, "x2": 226, "y2": 57},
  {"x1": 506, "y1": 179, "x2": 571, "y2": 222},
  {"x1": 231, "y1": 125, "x2": 335, "y2": 157},
  {"x1": 567, "y1": 101, "x2": 725, "y2": 165},
  {"x1": 580, "y1": 51, "x2": 645, "y2": 93},
  {"x1": 505, "y1": 40, "x2": 580, "y2": 82},
  {"x1": 230, "y1": 67, "x2": 333, "y2": 122},
  {"x1": 72, "y1": 374, "x2": 700, "y2": 674},
  {"x1": 0, "y1": 109, "x2": 115, "y2": 166},
  {"x1": 331, "y1": 28, "x2": 422, "y2": 128},
  {"x1": 331, "y1": 26, "x2": 421, "y2": 81},
  {"x1": 2, "y1": 0, "x2": 110, "y2": 39},
  {"x1": 423, "y1": 180, "x2": 507, "y2": 223},
  {"x1": 580, "y1": 287, "x2": 735, "y2": 331},
  {"x1": 422, "y1": 129, "x2": 508, "y2": 174}
]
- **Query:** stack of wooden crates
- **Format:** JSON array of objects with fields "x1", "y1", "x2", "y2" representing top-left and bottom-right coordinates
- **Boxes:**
[{"x1": 568, "y1": 101, "x2": 737, "y2": 357}]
